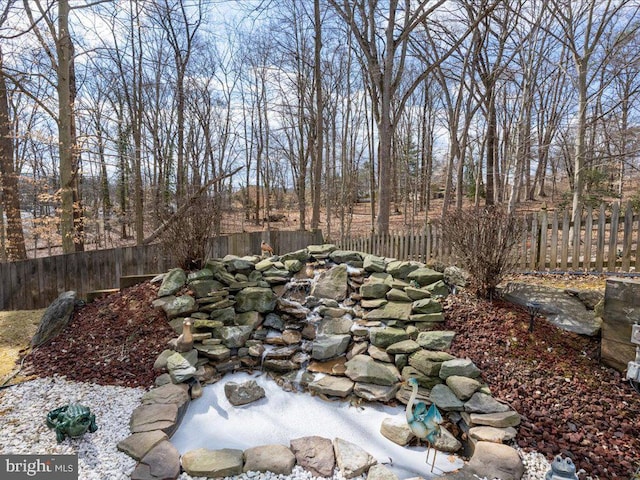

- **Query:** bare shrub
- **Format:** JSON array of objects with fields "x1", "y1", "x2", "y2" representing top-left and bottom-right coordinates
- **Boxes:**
[
  {"x1": 158, "y1": 195, "x2": 219, "y2": 270},
  {"x1": 438, "y1": 206, "x2": 524, "y2": 299}
]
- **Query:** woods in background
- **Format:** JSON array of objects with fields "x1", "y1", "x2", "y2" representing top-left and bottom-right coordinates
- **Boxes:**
[{"x1": 0, "y1": 0, "x2": 639, "y2": 260}]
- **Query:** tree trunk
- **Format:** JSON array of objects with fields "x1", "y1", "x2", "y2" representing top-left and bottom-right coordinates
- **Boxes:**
[
  {"x1": 0, "y1": 48, "x2": 27, "y2": 260},
  {"x1": 571, "y1": 60, "x2": 588, "y2": 220},
  {"x1": 311, "y1": 0, "x2": 323, "y2": 232},
  {"x1": 56, "y1": 0, "x2": 76, "y2": 253}
]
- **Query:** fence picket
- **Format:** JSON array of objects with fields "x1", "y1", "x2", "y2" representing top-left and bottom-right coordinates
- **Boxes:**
[
  {"x1": 560, "y1": 210, "x2": 570, "y2": 270},
  {"x1": 572, "y1": 206, "x2": 582, "y2": 270},
  {"x1": 538, "y1": 210, "x2": 548, "y2": 270},
  {"x1": 583, "y1": 206, "x2": 593, "y2": 271},
  {"x1": 608, "y1": 202, "x2": 620, "y2": 271},
  {"x1": 550, "y1": 211, "x2": 558, "y2": 270},
  {"x1": 596, "y1": 204, "x2": 606, "y2": 271},
  {"x1": 622, "y1": 201, "x2": 633, "y2": 271}
]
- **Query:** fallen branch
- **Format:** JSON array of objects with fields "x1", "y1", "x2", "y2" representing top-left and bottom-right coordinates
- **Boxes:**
[{"x1": 142, "y1": 166, "x2": 243, "y2": 245}]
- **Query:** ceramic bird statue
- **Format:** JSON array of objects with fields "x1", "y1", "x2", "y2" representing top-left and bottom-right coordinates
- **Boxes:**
[
  {"x1": 261, "y1": 241, "x2": 274, "y2": 257},
  {"x1": 405, "y1": 377, "x2": 443, "y2": 472}
]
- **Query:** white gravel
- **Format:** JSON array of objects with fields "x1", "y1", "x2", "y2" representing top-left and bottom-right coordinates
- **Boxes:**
[
  {"x1": 0, "y1": 376, "x2": 144, "y2": 480},
  {"x1": 0, "y1": 376, "x2": 553, "y2": 480}
]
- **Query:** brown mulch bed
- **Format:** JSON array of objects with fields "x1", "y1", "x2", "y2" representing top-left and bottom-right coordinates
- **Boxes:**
[
  {"x1": 444, "y1": 292, "x2": 640, "y2": 479},
  {"x1": 20, "y1": 282, "x2": 640, "y2": 477},
  {"x1": 23, "y1": 282, "x2": 176, "y2": 388}
]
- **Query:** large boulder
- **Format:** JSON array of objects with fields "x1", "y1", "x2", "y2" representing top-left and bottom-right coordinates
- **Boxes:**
[
  {"x1": 500, "y1": 282, "x2": 601, "y2": 336},
  {"x1": 31, "y1": 291, "x2": 77, "y2": 347},
  {"x1": 235, "y1": 287, "x2": 277, "y2": 313},
  {"x1": 311, "y1": 265, "x2": 349, "y2": 301},
  {"x1": 158, "y1": 268, "x2": 187, "y2": 297}
]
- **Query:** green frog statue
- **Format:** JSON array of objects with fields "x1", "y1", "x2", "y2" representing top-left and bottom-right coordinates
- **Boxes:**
[{"x1": 46, "y1": 403, "x2": 98, "y2": 443}]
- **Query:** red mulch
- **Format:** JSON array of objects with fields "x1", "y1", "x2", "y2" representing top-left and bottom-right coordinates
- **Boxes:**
[
  {"x1": 443, "y1": 292, "x2": 640, "y2": 479},
  {"x1": 21, "y1": 283, "x2": 640, "y2": 477},
  {"x1": 24, "y1": 282, "x2": 176, "y2": 388}
]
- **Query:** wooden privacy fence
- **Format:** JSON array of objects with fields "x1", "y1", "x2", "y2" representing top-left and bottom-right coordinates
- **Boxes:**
[
  {"x1": 0, "y1": 230, "x2": 322, "y2": 311},
  {"x1": 337, "y1": 202, "x2": 640, "y2": 274},
  {"x1": 337, "y1": 223, "x2": 448, "y2": 264},
  {"x1": 519, "y1": 202, "x2": 639, "y2": 272}
]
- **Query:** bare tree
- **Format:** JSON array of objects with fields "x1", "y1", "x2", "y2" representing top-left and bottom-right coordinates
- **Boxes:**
[
  {"x1": 0, "y1": 0, "x2": 27, "y2": 260},
  {"x1": 549, "y1": 0, "x2": 640, "y2": 218}
]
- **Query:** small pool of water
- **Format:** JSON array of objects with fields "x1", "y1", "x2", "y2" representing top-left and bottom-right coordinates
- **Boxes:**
[{"x1": 170, "y1": 372, "x2": 463, "y2": 478}]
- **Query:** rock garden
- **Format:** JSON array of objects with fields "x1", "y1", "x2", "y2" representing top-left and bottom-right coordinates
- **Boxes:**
[{"x1": 4, "y1": 245, "x2": 640, "y2": 480}]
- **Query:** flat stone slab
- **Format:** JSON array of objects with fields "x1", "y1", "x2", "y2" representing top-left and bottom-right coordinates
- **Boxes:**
[
  {"x1": 464, "y1": 392, "x2": 510, "y2": 414},
  {"x1": 469, "y1": 426, "x2": 517, "y2": 443},
  {"x1": 141, "y1": 384, "x2": 189, "y2": 407},
  {"x1": 130, "y1": 440, "x2": 180, "y2": 480},
  {"x1": 117, "y1": 431, "x2": 168, "y2": 461},
  {"x1": 439, "y1": 358, "x2": 481, "y2": 379},
  {"x1": 469, "y1": 411, "x2": 521, "y2": 428},
  {"x1": 430, "y1": 384, "x2": 464, "y2": 411},
  {"x1": 181, "y1": 448, "x2": 244, "y2": 477},
  {"x1": 353, "y1": 382, "x2": 399, "y2": 402},
  {"x1": 243, "y1": 444, "x2": 296, "y2": 474},
  {"x1": 416, "y1": 331, "x2": 455, "y2": 350},
  {"x1": 500, "y1": 282, "x2": 602, "y2": 336},
  {"x1": 130, "y1": 404, "x2": 179, "y2": 435},
  {"x1": 308, "y1": 375, "x2": 354, "y2": 397}
]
